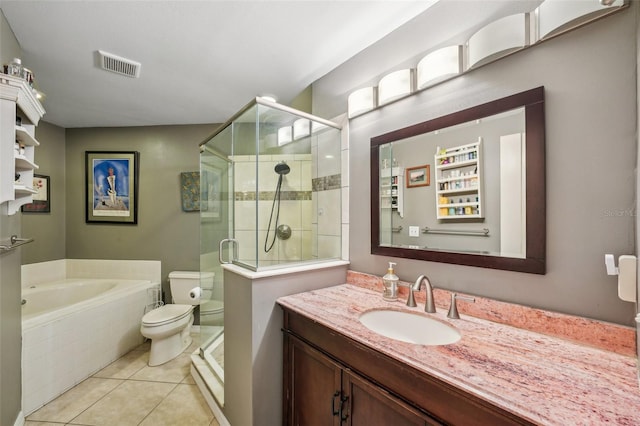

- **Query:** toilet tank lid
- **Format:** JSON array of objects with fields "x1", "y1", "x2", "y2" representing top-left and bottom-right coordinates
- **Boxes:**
[{"x1": 169, "y1": 271, "x2": 215, "y2": 279}]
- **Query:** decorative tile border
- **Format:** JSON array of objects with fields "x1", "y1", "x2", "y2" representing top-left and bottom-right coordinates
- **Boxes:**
[
  {"x1": 346, "y1": 270, "x2": 636, "y2": 357},
  {"x1": 235, "y1": 191, "x2": 312, "y2": 201},
  {"x1": 312, "y1": 174, "x2": 341, "y2": 192},
  {"x1": 233, "y1": 172, "x2": 341, "y2": 200}
]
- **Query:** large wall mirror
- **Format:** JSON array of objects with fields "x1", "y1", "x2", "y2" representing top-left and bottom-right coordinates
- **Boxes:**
[{"x1": 370, "y1": 87, "x2": 545, "y2": 274}]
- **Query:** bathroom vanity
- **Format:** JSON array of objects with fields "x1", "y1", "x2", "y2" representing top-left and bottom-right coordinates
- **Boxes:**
[
  {"x1": 278, "y1": 284, "x2": 640, "y2": 425},
  {"x1": 282, "y1": 308, "x2": 520, "y2": 425}
]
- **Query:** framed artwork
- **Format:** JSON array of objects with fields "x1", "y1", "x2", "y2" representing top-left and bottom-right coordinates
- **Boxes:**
[
  {"x1": 22, "y1": 174, "x2": 50, "y2": 213},
  {"x1": 180, "y1": 171, "x2": 200, "y2": 212},
  {"x1": 201, "y1": 167, "x2": 222, "y2": 220},
  {"x1": 406, "y1": 164, "x2": 430, "y2": 188},
  {"x1": 85, "y1": 151, "x2": 139, "y2": 224}
]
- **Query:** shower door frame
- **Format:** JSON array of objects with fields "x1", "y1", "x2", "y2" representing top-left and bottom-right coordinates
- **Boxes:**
[{"x1": 199, "y1": 139, "x2": 234, "y2": 406}]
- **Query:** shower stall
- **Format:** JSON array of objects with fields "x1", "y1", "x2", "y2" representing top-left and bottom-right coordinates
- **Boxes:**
[{"x1": 196, "y1": 97, "x2": 345, "y2": 417}]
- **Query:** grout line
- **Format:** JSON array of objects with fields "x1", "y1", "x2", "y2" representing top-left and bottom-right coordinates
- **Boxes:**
[
  {"x1": 66, "y1": 377, "x2": 126, "y2": 425},
  {"x1": 32, "y1": 336, "x2": 201, "y2": 425},
  {"x1": 135, "y1": 382, "x2": 180, "y2": 426}
]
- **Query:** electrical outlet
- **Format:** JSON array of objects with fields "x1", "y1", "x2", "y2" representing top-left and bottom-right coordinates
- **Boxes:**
[{"x1": 409, "y1": 226, "x2": 420, "y2": 237}]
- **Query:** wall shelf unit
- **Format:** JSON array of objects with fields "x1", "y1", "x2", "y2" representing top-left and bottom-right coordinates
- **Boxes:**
[
  {"x1": 1, "y1": 74, "x2": 45, "y2": 215},
  {"x1": 380, "y1": 167, "x2": 404, "y2": 218},
  {"x1": 434, "y1": 139, "x2": 483, "y2": 220}
]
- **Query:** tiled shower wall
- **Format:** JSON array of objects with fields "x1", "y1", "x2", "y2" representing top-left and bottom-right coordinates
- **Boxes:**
[
  {"x1": 232, "y1": 129, "x2": 343, "y2": 268},
  {"x1": 233, "y1": 154, "x2": 314, "y2": 267}
]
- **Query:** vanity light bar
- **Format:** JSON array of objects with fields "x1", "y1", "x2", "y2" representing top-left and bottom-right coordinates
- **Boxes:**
[{"x1": 347, "y1": 0, "x2": 627, "y2": 119}]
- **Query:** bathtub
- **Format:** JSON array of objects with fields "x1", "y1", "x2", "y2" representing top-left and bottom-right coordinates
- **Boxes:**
[{"x1": 22, "y1": 277, "x2": 159, "y2": 415}]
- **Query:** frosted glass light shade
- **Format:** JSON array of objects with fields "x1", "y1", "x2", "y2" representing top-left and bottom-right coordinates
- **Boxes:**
[
  {"x1": 293, "y1": 119, "x2": 310, "y2": 140},
  {"x1": 537, "y1": 0, "x2": 624, "y2": 40},
  {"x1": 277, "y1": 126, "x2": 292, "y2": 146},
  {"x1": 468, "y1": 13, "x2": 529, "y2": 69},
  {"x1": 377, "y1": 69, "x2": 413, "y2": 106},
  {"x1": 347, "y1": 86, "x2": 376, "y2": 118},
  {"x1": 416, "y1": 46, "x2": 462, "y2": 90}
]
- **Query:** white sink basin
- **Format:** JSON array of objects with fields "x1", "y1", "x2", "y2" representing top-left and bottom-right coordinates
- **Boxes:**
[{"x1": 359, "y1": 309, "x2": 461, "y2": 346}]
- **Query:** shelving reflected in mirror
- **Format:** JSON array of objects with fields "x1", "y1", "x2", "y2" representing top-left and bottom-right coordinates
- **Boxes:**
[{"x1": 371, "y1": 87, "x2": 546, "y2": 274}]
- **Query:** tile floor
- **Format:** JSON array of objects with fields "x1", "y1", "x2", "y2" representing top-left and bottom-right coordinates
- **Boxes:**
[{"x1": 25, "y1": 336, "x2": 219, "y2": 426}]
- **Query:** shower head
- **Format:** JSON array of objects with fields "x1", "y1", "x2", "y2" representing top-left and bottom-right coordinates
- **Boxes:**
[{"x1": 274, "y1": 162, "x2": 290, "y2": 175}]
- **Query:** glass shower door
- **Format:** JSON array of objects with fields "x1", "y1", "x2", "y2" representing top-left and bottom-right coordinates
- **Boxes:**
[{"x1": 199, "y1": 130, "x2": 233, "y2": 405}]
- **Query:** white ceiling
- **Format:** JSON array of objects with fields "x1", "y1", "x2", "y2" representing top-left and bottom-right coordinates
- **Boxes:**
[
  {"x1": 1, "y1": 1, "x2": 546, "y2": 129},
  {"x1": 1, "y1": 0, "x2": 438, "y2": 128}
]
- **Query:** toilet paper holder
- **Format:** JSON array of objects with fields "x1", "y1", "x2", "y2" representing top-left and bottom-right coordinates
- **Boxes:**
[
  {"x1": 189, "y1": 287, "x2": 201, "y2": 300},
  {"x1": 605, "y1": 254, "x2": 637, "y2": 302}
]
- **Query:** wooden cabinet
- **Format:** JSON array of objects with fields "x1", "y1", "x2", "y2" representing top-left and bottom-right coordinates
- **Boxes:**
[
  {"x1": 284, "y1": 333, "x2": 437, "y2": 426},
  {"x1": 344, "y1": 369, "x2": 437, "y2": 426},
  {"x1": 434, "y1": 139, "x2": 483, "y2": 220},
  {"x1": 380, "y1": 167, "x2": 403, "y2": 218},
  {"x1": 282, "y1": 307, "x2": 534, "y2": 426},
  {"x1": 0, "y1": 74, "x2": 45, "y2": 215}
]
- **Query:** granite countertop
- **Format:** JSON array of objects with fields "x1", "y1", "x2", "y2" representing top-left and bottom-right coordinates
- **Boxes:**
[{"x1": 277, "y1": 284, "x2": 640, "y2": 425}]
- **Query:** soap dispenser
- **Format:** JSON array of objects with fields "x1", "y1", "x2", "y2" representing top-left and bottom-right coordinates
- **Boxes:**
[{"x1": 382, "y1": 262, "x2": 399, "y2": 301}]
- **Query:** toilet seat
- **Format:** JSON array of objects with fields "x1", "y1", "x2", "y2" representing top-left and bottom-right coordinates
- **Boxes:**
[{"x1": 142, "y1": 304, "x2": 192, "y2": 327}]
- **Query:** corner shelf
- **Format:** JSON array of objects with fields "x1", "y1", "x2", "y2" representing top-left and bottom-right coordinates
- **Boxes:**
[
  {"x1": 380, "y1": 167, "x2": 404, "y2": 218},
  {"x1": 1, "y1": 74, "x2": 45, "y2": 215},
  {"x1": 434, "y1": 139, "x2": 483, "y2": 220},
  {"x1": 16, "y1": 125, "x2": 40, "y2": 146}
]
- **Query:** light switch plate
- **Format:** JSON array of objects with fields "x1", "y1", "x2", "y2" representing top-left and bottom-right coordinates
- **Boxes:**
[{"x1": 409, "y1": 226, "x2": 420, "y2": 237}]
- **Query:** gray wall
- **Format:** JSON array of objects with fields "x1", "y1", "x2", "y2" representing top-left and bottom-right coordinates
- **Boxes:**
[
  {"x1": 65, "y1": 124, "x2": 217, "y2": 298},
  {"x1": 316, "y1": 5, "x2": 638, "y2": 325},
  {"x1": 638, "y1": 0, "x2": 640, "y2": 323},
  {"x1": 0, "y1": 9, "x2": 23, "y2": 426},
  {"x1": 22, "y1": 121, "x2": 66, "y2": 264}
]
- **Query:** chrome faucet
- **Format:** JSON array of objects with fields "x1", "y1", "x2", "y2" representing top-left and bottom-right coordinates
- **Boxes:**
[{"x1": 413, "y1": 275, "x2": 436, "y2": 313}]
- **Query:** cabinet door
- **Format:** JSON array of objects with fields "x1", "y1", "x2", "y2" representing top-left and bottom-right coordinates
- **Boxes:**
[
  {"x1": 285, "y1": 335, "x2": 343, "y2": 426},
  {"x1": 343, "y1": 370, "x2": 440, "y2": 426}
]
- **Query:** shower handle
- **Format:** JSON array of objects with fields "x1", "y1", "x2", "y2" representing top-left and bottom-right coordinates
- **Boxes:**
[{"x1": 219, "y1": 238, "x2": 238, "y2": 264}]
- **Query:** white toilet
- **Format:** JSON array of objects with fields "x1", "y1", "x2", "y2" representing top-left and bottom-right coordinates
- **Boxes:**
[{"x1": 140, "y1": 271, "x2": 214, "y2": 366}]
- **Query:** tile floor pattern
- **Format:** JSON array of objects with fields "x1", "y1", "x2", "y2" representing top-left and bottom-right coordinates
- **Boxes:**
[{"x1": 25, "y1": 336, "x2": 219, "y2": 426}]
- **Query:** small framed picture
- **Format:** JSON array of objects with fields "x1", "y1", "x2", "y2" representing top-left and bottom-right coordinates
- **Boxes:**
[
  {"x1": 22, "y1": 174, "x2": 50, "y2": 213},
  {"x1": 406, "y1": 164, "x2": 430, "y2": 188}
]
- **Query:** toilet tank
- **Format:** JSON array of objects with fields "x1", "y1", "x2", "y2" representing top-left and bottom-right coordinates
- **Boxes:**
[{"x1": 169, "y1": 271, "x2": 215, "y2": 305}]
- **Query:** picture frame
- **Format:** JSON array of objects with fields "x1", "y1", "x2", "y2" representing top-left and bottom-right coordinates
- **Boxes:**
[
  {"x1": 22, "y1": 174, "x2": 50, "y2": 213},
  {"x1": 180, "y1": 171, "x2": 200, "y2": 212},
  {"x1": 85, "y1": 151, "x2": 139, "y2": 224},
  {"x1": 406, "y1": 164, "x2": 430, "y2": 188},
  {"x1": 201, "y1": 167, "x2": 222, "y2": 220}
]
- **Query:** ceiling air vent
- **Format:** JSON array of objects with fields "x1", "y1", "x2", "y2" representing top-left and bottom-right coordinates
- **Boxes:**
[{"x1": 98, "y1": 50, "x2": 141, "y2": 78}]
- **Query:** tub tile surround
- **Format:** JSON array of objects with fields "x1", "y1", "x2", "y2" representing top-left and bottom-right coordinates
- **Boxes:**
[
  {"x1": 22, "y1": 259, "x2": 162, "y2": 287},
  {"x1": 277, "y1": 274, "x2": 640, "y2": 425},
  {"x1": 25, "y1": 336, "x2": 218, "y2": 426}
]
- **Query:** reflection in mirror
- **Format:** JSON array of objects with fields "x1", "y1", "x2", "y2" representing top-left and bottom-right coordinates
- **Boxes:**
[
  {"x1": 371, "y1": 87, "x2": 545, "y2": 274},
  {"x1": 380, "y1": 108, "x2": 525, "y2": 257}
]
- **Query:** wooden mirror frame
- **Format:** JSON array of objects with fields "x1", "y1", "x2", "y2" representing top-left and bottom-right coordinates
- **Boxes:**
[{"x1": 370, "y1": 87, "x2": 546, "y2": 274}]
